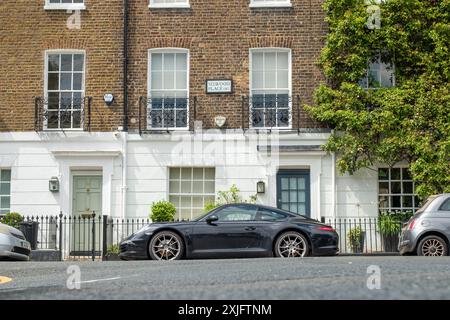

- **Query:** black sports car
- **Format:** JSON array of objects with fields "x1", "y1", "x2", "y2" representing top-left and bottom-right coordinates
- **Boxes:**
[{"x1": 119, "y1": 203, "x2": 339, "y2": 260}]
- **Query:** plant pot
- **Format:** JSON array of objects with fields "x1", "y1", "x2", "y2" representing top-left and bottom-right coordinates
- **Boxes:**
[
  {"x1": 103, "y1": 254, "x2": 121, "y2": 261},
  {"x1": 350, "y1": 232, "x2": 366, "y2": 253},
  {"x1": 382, "y1": 234, "x2": 400, "y2": 252}
]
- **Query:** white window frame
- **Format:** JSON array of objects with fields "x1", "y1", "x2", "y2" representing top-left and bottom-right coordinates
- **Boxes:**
[
  {"x1": 44, "y1": 0, "x2": 86, "y2": 10},
  {"x1": 249, "y1": 0, "x2": 292, "y2": 8},
  {"x1": 168, "y1": 167, "x2": 216, "y2": 221},
  {"x1": 249, "y1": 47, "x2": 292, "y2": 129},
  {"x1": 360, "y1": 54, "x2": 396, "y2": 89},
  {"x1": 147, "y1": 48, "x2": 190, "y2": 131},
  {"x1": 378, "y1": 167, "x2": 418, "y2": 213},
  {"x1": 0, "y1": 169, "x2": 11, "y2": 216},
  {"x1": 149, "y1": 0, "x2": 191, "y2": 9},
  {"x1": 44, "y1": 49, "x2": 86, "y2": 131}
]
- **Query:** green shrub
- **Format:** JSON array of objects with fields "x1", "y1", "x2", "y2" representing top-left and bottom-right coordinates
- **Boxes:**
[
  {"x1": 203, "y1": 185, "x2": 257, "y2": 212},
  {"x1": 150, "y1": 201, "x2": 176, "y2": 222},
  {"x1": 347, "y1": 226, "x2": 364, "y2": 253},
  {"x1": 0, "y1": 212, "x2": 24, "y2": 229},
  {"x1": 107, "y1": 244, "x2": 120, "y2": 255}
]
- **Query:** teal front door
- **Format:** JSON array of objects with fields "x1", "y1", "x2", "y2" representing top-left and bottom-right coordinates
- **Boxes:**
[
  {"x1": 71, "y1": 175, "x2": 102, "y2": 256},
  {"x1": 277, "y1": 170, "x2": 311, "y2": 217}
]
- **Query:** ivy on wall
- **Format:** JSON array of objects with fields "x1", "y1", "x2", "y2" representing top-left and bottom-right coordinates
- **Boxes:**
[{"x1": 305, "y1": 0, "x2": 450, "y2": 197}]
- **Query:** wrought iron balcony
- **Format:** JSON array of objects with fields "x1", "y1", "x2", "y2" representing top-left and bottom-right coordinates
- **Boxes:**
[
  {"x1": 138, "y1": 96, "x2": 196, "y2": 134},
  {"x1": 34, "y1": 96, "x2": 92, "y2": 132},
  {"x1": 242, "y1": 95, "x2": 301, "y2": 132}
]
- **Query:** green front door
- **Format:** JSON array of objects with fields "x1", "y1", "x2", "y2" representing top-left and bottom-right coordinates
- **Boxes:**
[{"x1": 71, "y1": 175, "x2": 102, "y2": 256}]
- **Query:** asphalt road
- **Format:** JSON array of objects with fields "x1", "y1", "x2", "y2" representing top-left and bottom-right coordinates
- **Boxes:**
[{"x1": 0, "y1": 256, "x2": 450, "y2": 300}]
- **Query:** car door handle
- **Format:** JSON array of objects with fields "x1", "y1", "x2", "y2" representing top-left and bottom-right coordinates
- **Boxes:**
[{"x1": 244, "y1": 227, "x2": 256, "y2": 231}]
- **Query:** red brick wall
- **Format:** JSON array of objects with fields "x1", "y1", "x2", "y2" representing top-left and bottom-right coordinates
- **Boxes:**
[
  {"x1": 128, "y1": 0, "x2": 327, "y2": 130},
  {"x1": 0, "y1": 0, "x2": 124, "y2": 131},
  {"x1": 0, "y1": 0, "x2": 327, "y2": 132}
]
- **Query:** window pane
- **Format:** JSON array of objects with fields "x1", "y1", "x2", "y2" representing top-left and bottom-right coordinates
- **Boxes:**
[
  {"x1": 1, "y1": 170, "x2": 11, "y2": 181},
  {"x1": 252, "y1": 52, "x2": 264, "y2": 71},
  {"x1": 193, "y1": 181, "x2": 203, "y2": 193},
  {"x1": 252, "y1": 71, "x2": 264, "y2": 89},
  {"x1": 0, "y1": 183, "x2": 10, "y2": 195},
  {"x1": 48, "y1": 54, "x2": 60, "y2": 71},
  {"x1": 180, "y1": 181, "x2": 191, "y2": 193},
  {"x1": 151, "y1": 72, "x2": 163, "y2": 90},
  {"x1": 391, "y1": 168, "x2": 401, "y2": 180},
  {"x1": 181, "y1": 168, "x2": 191, "y2": 179},
  {"x1": 169, "y1": 168, "x2": 180, "y2": 179},
  {"x1": 73, "y1": 54, "x2": 84, "y2": 71},
  {"x1": 277, "y1": 52, "x2": 289, "y2": 69},
  {"x1": 216, "y1": 205, "x2": 257, "y2": 221},
  {"x1": 402, "y1": 168, "x2": 411, "y2": 180},
  {"x1": 73, "y1": 73, "x2": 83, "y2": 90},
  {"x1": 378, "y1": 168, "x2": 389, "y2": 180},
  {"x1": 204, "y1": 168, "x2": 215, "y2": 179},
  {"x1": 204, "y1": 181, "x2": 215, "y2": 194},
  {"x1": 403, "y1": 182, "x2": 413, "y2": 194},
  {"x1": 192, "y1": 168, "x2": 203, "y2": 180},
  {"x1": 175, "y1": 53, "x2": 187, "y2": 70},
  {"x1": 151, "y1": 54, "x2": 163, "y2": 71},
  {"x1": 61, "y1": 54, "x2": 72, "y2": 72},
  {"x1": 48, "y1": 73, "x2": 59, "y2": 90},
  {"x1": 264, "y1": 71, "x2": 276, "y2": 88},
  {"x1": 0, "y1": 197, "x2": 10, "y2": 209},
  {"x1": 164, "y1": 53, "x2": 175, "y2": 70},
  {"x1": 169, "y1": 181, "x2": 180, "y2": 193},
  {"x1": 265, "y1": 53, "x2": 276, "y2": 70},
  {"x1": 176, "y1": 71, "x2": 187, "y2": 90},
  {"x1": 391, "y1": 182, "x2": 401, "y2": 194},
  {"x1": 402, "y1": 196, "x2": 413, "y2": 208},
  {"x1": 60, "y1": 73, "x2": 72, "y2": 90},
  {"x1": 379, "y1": 182, "x2": 389, "y2": 194}
]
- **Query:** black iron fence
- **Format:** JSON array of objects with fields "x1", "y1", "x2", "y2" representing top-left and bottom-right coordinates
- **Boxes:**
[
  {"x1": 323, "y1": 217, "x2": 404, "y2": 254},
  {"x1": 20, "y1": 214, "x2": 404, "y2": 259}
]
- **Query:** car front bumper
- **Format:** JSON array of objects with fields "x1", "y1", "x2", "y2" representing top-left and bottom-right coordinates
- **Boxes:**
[
  {"x1": 0, "y1": 233, "x2": 31, "y2": 261},
  {"x1": 119, "y1": 238, "x2": 149, "y2": 260}
]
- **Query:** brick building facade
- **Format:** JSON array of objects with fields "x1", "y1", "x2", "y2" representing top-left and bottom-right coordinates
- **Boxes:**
[{"x1": 1, "y1": 1, "x2": 392, "y2": 256}]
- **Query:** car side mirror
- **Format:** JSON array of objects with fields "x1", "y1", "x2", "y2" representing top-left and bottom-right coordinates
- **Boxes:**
[{"x1": 206, "y1": 215, "x2": 219, "y2": 224}]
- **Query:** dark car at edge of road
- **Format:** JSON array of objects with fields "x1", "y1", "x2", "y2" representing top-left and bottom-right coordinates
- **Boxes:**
[{"x1": 119, "y1": 203, "x2": 339, "y2": 261}]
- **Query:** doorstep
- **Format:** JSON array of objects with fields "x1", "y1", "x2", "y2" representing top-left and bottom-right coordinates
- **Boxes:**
[{"x1": 30, "y1": 249, "x2": 61, "y2": 261}]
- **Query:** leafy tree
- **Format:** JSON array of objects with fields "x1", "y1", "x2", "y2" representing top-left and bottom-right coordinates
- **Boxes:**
[
  {"x1": 305, "y1": 0, "x2": 450, "y2": 197},
  {"x1": 204, "y1": 185, "x2": 257, "y2": 212},
  {"x1": 0, "y1": 212, "x2": 24, "y2": 229}
]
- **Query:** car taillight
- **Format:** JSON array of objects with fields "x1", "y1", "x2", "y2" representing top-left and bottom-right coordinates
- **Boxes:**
[
  {"x1": 408, "y1": 219, "x2": 416, "y2": 230},
  {"x1": 317, "y1": 226, "x2": 335, "y2": 232}
]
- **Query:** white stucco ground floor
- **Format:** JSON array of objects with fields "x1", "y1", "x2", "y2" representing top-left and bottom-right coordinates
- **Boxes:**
[{"x1": 0, "y1": 130, "x2": 389, "y2": 222}]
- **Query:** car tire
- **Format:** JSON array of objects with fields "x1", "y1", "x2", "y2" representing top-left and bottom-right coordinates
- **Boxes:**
[
  {"x1": 148, "y1": 231, "x2": 184, "y2": 261},
  {"x1": 417, "y1": 235, "x2": 448, "y2": 257},
  {"x1": 274, "y1": 231, "x2": 309, "y2": 258}
]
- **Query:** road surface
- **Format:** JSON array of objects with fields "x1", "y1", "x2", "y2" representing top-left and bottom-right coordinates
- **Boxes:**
[{"x1": 1, "y1": 256, "x2": 450, "y2": 299}]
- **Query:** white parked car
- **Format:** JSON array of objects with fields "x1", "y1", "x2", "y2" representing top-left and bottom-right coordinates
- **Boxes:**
[{"x1": 0, "y1": 222, "x2": 31, "y2": 261}]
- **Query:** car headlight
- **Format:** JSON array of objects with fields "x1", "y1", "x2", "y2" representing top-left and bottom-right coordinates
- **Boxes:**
[{"x1": 134, "y1": 224, "x2": 155, "y2": 235}]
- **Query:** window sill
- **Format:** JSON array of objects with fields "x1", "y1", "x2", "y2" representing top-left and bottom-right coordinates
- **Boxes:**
[
  {"x1": 249, "y1": 3, "x2": 292, "y2": 8},
  {"x1": 44, "y1": 4, "x2": 86, "y2": 10},
  {"x1": 148, "y1": 4, "x2": 191, "y2": 9}
]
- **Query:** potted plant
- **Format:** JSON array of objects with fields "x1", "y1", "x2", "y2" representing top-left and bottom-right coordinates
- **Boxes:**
[
  {"x1": 378, "y1": 211, "x2": 413, "y2": 252},
  {"x1": 347, "y1": 226, "x2": 365, "y2": 254},
  {"x1": 151, "y1": 200, "x2": 176, "y2": 222},
  {"x1": 104, "y1": 244, "x2": 121, "y2": 261}
]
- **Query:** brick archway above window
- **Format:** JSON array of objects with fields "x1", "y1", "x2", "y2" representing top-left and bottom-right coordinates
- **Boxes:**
[
  {"x1": 147, "y1": 37, "x2": 194, "y2": 49},
  {"x1": 43, "y1": 39, "x2": 89, "y2": 50},
  {"x1": 248, "y1": 36, "x2": 293, "y2": 48}
]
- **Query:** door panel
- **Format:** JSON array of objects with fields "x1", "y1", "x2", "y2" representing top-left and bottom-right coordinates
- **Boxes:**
[
  {"x1": 71, "y1": 175, "x2": 102, "y2": 256},
  {"x1": 277, "y1": 170, "x2": 310, "y2": 217}
]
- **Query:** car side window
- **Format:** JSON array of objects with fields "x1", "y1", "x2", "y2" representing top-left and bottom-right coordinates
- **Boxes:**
[
  {"x1": 214, "y1": 205, "x2": 258, "y2": 222},
  {"x1": 439, "y1": 199, "x2": 450, "y2": 211},
  {"x1": 257, "y1": 208, "x2": 287, "y2": 221}
]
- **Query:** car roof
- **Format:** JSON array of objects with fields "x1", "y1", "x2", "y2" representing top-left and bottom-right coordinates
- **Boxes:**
[{"x1": 215, "y1": 203, "x2": 299, "y2": 217}]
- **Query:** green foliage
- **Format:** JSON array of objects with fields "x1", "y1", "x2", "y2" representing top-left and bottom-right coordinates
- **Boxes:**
[
  {"x1": 378, "y1": 211, "x2": 413, "y2": 236},
  {"x1": 150, "y1": 201, "x2": 177, "y2": 222},
  {"x1": 204, "y1": 185, "x2": 257, "y2": 212},
  {"x1": 0, "y1": 212, "x2": 24, "y2": 229},
  {"x1": 107, "y1": 244, "x2": 120, "y2": 255},
  {"x1": 305, "y1": 0, "x2": 450, "y2": 198},
  {"x1": 347, "y1": 226, "x2": 364, "y2": 252}
]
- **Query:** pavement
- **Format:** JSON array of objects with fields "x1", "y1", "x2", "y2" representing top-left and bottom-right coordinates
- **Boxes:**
[{"x1": 1, "y1": 256, "x2": 450, "y2": 300}]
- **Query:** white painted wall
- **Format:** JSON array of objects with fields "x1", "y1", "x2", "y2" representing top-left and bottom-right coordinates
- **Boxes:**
[{"x1": 0, "y1": 131, "x2": 379, "y2": 220}]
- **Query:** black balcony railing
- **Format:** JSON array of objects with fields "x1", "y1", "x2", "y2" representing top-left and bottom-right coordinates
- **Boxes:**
[
  {"x1": 34, "y1": 96, "x2": 92, "y2": 132},
  {"x1": 138, "y1": 96, "x2": 196, "y2": 134},
  {"x1": 242, "y1": 95, "x2": 301, "y2": 133}
]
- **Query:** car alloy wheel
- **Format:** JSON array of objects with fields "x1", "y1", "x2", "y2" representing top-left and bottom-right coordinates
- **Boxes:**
[
  {"x1": 418, "y1": 235, "x2": 448, "y2": 257},
  {"x1": 275, "y1": 231, "x2": 309, "y2": 258},
  {"x1": 149, "y1": 231, "x2": 184, "y2": 261}
]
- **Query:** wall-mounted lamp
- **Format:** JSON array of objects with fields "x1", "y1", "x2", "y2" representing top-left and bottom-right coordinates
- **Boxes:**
[
  {"x1": 103, "y1": 93, "x2": 115, "y2": 107},
  {"x1": 256, "y1": 181, "x2": 265, "y2": 194},
  {"x1": 49, "y1": 176, "x2": 60, "y2": 193}
]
